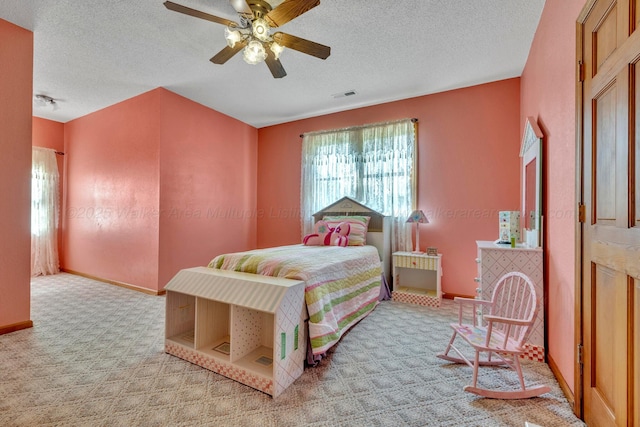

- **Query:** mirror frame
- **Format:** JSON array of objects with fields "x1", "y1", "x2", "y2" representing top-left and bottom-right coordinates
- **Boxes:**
[{"x1": 520, "y1": 116, "x2": 543, "y2": 248}]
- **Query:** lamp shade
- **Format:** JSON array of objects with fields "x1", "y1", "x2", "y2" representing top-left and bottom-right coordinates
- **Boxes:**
[
  {"x1": 224, "y1": 27, "x2": 242, "y2": 48},
  {"x1": 406, "y1": 209, "x2": 428, "y2": 224},
  {"x1": 270, "y1": 41, "x2": 284, "y2": 60},
  {"x1": 243, "y1": 40, "x2": 267, "y2": 64},
  {"x1": 407, "y1": 209, "x2": 428, "y2": 253}
]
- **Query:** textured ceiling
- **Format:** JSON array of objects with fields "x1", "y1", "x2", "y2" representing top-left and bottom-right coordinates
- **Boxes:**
[{"x1": 0, "y1": 0, "x2": 546, "y2": 128}]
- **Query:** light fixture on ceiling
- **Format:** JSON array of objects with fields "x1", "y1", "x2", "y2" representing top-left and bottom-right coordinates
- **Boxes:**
[
  {"x1": 33, "y1": 94, "x2": 58, "y2": 111},
  {"x1": 251, "y1": 18, "x2": 270, "y2": 42},
  {"x1": 270, "y1": 41, "x2": 284, "y2": 60},
  {"x1": 243, "y1": 40, "x2": 267, "y2": 64},
  {"x1": 225, "y1": 27, "x2": 242, "y2": 47},
  {"x1": 164, "y1": 0, "x2": 331, "y2": 79},
  {"x1": 225, "y1": 16, "x2": 284, "y2": 65}
]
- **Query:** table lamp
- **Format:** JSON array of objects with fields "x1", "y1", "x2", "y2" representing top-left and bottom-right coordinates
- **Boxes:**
[{"x1": 406, "y1": 209, "x2": 428, "y2": 253}]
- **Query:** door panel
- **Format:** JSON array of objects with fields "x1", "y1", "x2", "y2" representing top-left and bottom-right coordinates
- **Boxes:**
[
  {"x1": 590, "y1": 264, "x2": 627, "y2": 425},
  {"x1": 591, "y1": 264, "x2": 615, "y2": 407},
  {"x1": 595, "y1": 85, "x2": 617, "y2": 223},
  {"x1": 595, "y1": 3, "x2": 618, "y2": 71}
]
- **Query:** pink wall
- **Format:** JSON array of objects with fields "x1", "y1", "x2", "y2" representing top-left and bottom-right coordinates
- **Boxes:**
[
  {"x1": 64, "y1": 90, "x2": 161, "y2": 289},
  {"x1": 33, "y1": 117, "x2": 64, "y2": 150},
  {"x1": 520, "y1": 0, "x2": 586, "y2": 395},
  {"x1": 63, "y1": 88, "x2": 257, "y2": 292},
  {"x1": 257, "y1": 78, "x2": 522, "y2": 297},
  {"x1": 0, "y1": 19, "x2": 32, "y2": 330},
  {"x1": 157, "y1": 88, "x2": 258, "y2": 287}
]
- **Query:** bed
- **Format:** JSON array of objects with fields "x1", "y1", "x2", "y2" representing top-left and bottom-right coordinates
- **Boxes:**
[
  {"x1": 209, "y1": 243, "x2": 383, "y2": 358},
  {"x1": 164, "y1": 197, "x2": 391, "y2": 397}
]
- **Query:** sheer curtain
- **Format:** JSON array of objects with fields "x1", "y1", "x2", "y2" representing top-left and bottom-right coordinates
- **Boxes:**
[
  {"x1": 301, "y1": 118, "x2": 416, "y2": 253},
  {"x1": 31, "y1": 147, "x2": 60, "y2": 276}
]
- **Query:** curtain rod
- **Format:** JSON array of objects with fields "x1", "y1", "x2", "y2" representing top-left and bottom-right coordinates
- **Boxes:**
[
  {"x1": 55, "y1": 151, "x2": 64, "y2": 155},
  {"x1": 299, "y1": 117, "x2": 418, "y2": 138}
]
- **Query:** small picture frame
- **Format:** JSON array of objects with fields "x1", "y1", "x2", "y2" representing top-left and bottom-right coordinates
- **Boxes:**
[
  {"x1": 254, "y1": 356, "x2": 273, "y2": 366},
  {"x1": 213, "y1": 341, "x2": 231, "y2": 355},
  {"x1": 427, "y1": 247, "x2": 438, "y2": 256}
]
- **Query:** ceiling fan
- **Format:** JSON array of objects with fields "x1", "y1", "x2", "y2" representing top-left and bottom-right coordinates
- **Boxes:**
[{"x1": 163, "y1": 0, "x2": 331, "y2": 78}]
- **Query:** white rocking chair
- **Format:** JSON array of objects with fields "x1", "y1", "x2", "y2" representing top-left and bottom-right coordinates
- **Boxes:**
[{"x1": 437, "y1": 272, "x2": 551, "y2": 399}]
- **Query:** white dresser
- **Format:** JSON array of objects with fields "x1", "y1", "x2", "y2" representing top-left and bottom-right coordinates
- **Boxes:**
[{"x1": 475, "y1": 240, "x2": 545, "y2": 361}]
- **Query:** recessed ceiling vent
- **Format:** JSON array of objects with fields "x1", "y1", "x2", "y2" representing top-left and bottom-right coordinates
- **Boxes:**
[{"x1": 332, "y1": 90, "x2": 357, "y2": 99}]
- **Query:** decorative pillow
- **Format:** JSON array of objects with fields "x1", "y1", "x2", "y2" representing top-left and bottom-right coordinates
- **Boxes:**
[
  {"x1": 303, "y1": 220, "x2": 350, "y2": 247},
  {"x1": 322, "y1": 215, "x2": 370, "y2": 246}
]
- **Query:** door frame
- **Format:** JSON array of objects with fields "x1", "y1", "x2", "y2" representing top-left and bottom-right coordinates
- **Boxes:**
[{"x1": 574, "y1": 0, "x2": 596, "y2": 419}]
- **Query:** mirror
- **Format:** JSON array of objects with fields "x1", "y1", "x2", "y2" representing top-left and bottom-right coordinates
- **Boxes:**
[
  {"x1": 524, "y1": 158, "x2": 537, "y2": 229},
  {"x1": 520, "y1": 116, "x2": 543, "y2": 248}
]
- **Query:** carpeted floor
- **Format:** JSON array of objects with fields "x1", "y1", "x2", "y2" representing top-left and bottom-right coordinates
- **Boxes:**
[{"x1": 0, "y1": 273, "x2": 585, "y2": 427}]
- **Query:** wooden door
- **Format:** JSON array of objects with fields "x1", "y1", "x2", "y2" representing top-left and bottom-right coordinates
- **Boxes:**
[{"x1": 578, "y1": 0, "x2": 640, "y2": 426}]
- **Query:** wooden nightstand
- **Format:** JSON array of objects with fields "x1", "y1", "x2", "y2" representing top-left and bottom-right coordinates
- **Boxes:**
[{"x1": 391, "y1": 251, "x2": 442, "y2": 307}]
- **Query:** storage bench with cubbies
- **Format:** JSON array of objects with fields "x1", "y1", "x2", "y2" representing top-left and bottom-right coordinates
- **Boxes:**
[{"x1": 164, "y1": 267, "x2": 306, "y2": 397}]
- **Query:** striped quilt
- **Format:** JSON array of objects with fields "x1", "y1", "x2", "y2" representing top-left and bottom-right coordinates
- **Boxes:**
[{"x1": 208, "y1": 244, "x2": 382, "y2": 355}]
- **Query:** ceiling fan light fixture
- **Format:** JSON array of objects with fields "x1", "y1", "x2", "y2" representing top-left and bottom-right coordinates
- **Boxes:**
[
  {"x1": 224, "y1": 27, "x2": 243, "y2": 48},
  {"x1": 164, "y1": 0, "x2": 330, "y2": 78},
  {"x1": 243, "y1": 40, "x2": 267, "y2": 64},
  {"x1": 33, "y1": 94, "x2": 58, "y2": 111},
  {"x1": 270, "y1": 41, "x2": 284, "y2": 60},
  {"x1": 252, "y1": 18, "x2": 270, "y2": 42}
]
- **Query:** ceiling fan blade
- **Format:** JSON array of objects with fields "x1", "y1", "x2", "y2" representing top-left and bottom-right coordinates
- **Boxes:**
[
  {"x1": 228, "y1": 0, "x2": 253, "y2": 18},
  {"x1": 210, "y1": 41, "x2": 247, "y2": 64},
  {"x1": 164, "y1": 1, "x2": 238, "y2": 27},
  {"x1": 272, "y1": 32, "x2": 330, "y2": 60},
  {"x1": 264, "y1": 0, "x2": 320, "y2": 28},
  {"x1": 265, "y1": 49, "x2": 287, "y2": 78}
]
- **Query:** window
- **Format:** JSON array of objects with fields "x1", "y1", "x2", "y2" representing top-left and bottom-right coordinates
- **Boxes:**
[
  {"x1": 31, "y1": 147, "x2": 60, "y2": 276},
  {"x1": 301, "y1": 118, "x2": 416, "y2": 252}
]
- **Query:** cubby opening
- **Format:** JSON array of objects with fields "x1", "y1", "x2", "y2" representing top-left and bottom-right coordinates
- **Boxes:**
[
  {"x1": 231, "y1": 306, "x2": 274, "y2": 378},
  {"x1": 395, "y1": 268, "x2": 437, "y2": 296},
  {"x1": 165, "y1": 291, "x2": 196, "y2": 347},
  {"x1": 195, "y1": 298, "x2": 231, "y2": 361}
]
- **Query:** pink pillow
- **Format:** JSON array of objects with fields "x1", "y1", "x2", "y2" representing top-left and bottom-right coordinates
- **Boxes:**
[
  {"x1": 323, "y1": 216, "x2": 370, "y2": 246},
  {"x1": 303, "y1": 220, "x2": 350, "y2": 247}
]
